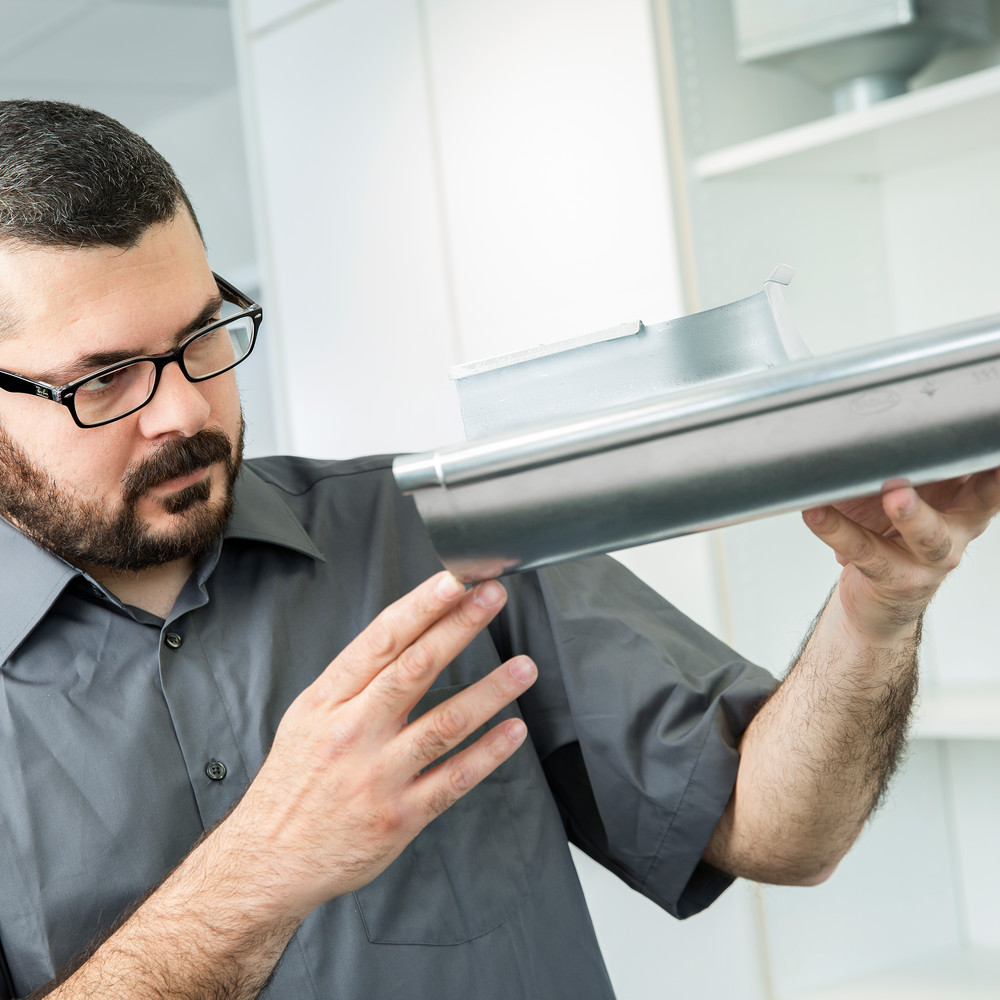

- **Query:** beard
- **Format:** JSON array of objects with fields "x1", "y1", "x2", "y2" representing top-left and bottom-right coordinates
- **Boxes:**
[{"x1": 0, "y1": 420, "x2": 244, "y2": 572}]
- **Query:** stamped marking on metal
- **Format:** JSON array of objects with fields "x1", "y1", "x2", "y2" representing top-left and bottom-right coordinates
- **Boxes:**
[
  {"x1": 850, "y1": 390, "x2": 901, "y2": 416},
  {"x1": 972, "y1": 365, "x2": 1000, "y2": 385}
]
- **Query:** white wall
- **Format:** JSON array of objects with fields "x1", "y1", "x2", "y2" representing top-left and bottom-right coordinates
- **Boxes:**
[
  {"x1": 142, "y1": 88, "x2": 280, "y2": 459},
  {"x1": 232, "y1": 1, "x2": 766, "y2": 996},
  {"x1": 236, "y1": 0, "x2": 685, "y2": 458}
]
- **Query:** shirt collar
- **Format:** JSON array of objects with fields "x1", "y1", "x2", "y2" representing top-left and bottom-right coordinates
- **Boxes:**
[
  {"x1": 0, "y1": 462, "x2": 324, "y2": 662},
  {"x1": 0, "y1": 519, "x2": 80, "y2": 663},
  {"x1": 225, "y1": 463, "x2": 325, "y2": 562}
]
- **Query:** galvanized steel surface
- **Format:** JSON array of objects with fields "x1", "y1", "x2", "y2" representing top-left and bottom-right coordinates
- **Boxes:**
[
  {"x1": 395, "y1": 311, "x2": 1000, "y2": 582},
  {"x1": 451, "y1": 266, "x2": 806, "y2": 440}
]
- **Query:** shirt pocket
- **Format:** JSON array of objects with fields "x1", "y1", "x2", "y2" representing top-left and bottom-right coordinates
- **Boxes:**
[{"x1": 352, "y1": 683, "x2": 532, "y2": 945}]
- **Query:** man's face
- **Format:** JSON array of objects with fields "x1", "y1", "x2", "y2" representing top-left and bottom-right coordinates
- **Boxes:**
[{"x1": 0, "y1": 209, "x2": 245, "y2": 572}]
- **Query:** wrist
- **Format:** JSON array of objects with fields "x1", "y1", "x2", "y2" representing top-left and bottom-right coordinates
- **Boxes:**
[
  {"x1": 201, "y1": 796, "x2": 315, "y2": 927},
  {"x1": 47, "y1": 827, "x2": 302, "y2": 1000},
  {"x1": 827, "y1": 579, "x2": 924, "y2": 654}
]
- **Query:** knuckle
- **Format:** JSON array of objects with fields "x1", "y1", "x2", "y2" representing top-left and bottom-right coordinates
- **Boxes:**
[
  {"x1": 922, "y1": 535, "x2": 958, "y2": 569},
  {"x1": 394, "y1": 642, "x2": 437, "y2": 685},
  {"x1": 488, "y1": 666, "x2": 519, "y2": 702},
  {"x1": 374, "y1": 671, "x2": 410, "y2": 710},
  {"x1": 434, "y1": 703, "x2": 468, "y2": 744},
  {"x1": 363, "y1": 616, "x2": 399, "y2": 661},
  {"x1": 425, "y1": 785, "x2": 457, "y2": 819},
  {"x1": 448, "y1": 759, "x2": 478, "y2": 796},
  {"x1": 851, "y1": 534, "x2": 880, "y2": 564},
  {"x1": 298, "y1": 679, "x2": 331, "y2": 714},
  {"x1": 856, "y1": 551, "x2": 892, "y2": 582},
  {"x1": 371, "y1": 802, "x2": 407, "y2": 839},
  {"x1": 411, "y1": 725, "x2": 453, "y2": 764},
  {"x1": 485, "y1": 723, "x2": 519, "y2": 764},
  {"x1": 845, "y1": 532, "x2": 878, "y2": 567},
  {"x1": 452, "y1": 596, "x2": 491, "y2": 631},
  {"x1": 320, "y1": 717, "x2": 364, "y2": 761}
]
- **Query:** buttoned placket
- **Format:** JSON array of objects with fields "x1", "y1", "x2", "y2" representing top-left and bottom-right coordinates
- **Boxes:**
[{"x1": 157, "y1": 611, "x2": 250, "y2": 830}]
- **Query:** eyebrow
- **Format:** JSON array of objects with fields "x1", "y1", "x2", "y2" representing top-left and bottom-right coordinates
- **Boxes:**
[{"x1": 40, "y1": 292, "x2": 225, "y2": 385}]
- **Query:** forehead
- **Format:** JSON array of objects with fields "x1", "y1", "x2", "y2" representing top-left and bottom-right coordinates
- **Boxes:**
[{"x1": 0, "y1": 211, "x2": 214, "y2": 362}]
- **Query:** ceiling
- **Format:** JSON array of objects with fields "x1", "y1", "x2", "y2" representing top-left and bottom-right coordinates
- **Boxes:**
[{"x1": 0, "y1": 0, "x2": 237, "y2": 132}]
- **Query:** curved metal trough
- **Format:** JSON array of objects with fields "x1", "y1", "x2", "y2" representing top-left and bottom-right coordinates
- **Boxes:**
[{"x1": 395, "y1": 278, "x2": 1000, "y2": 582}]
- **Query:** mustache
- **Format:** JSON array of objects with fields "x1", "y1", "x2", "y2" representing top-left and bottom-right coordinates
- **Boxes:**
[{"x1": 122, "y1": 429, "x2": 233, "y2": 505}]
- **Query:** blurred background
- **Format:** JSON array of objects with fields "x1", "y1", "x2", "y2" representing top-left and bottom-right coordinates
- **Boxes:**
[{"x1": 4, "y1": 1, "x2": 1000, "y2": 996}]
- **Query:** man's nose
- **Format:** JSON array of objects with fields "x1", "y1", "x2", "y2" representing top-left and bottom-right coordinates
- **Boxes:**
[{"x1": 135, "y1": 360, "x2": 211, "y2": 439}]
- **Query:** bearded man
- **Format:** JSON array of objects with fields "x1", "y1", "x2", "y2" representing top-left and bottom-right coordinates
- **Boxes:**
[{"x1": 0, "y1": 99, "x2": 996, "y2": 1000}]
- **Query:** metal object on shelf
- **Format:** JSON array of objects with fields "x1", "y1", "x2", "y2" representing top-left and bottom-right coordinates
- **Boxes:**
[
  {"x1": 731, "y1": 0, "x2": 992, "y2": 113},
  {"x1": 394, "y1": 308, "x2": 1000, "y2": 582},
  {"x1": 451, "y1": 265, "x2": 808, "y2": 440}
]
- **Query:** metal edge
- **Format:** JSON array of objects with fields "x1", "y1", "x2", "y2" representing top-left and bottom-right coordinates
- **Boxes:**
[{"x1": 394, "y1": 311, "x2": 1000, "y2": 493}]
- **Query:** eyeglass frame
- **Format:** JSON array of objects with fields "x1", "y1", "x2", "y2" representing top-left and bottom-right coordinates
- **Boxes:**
[{"x1": 0, "y1": 273, "x2": 262, "y2": 429}]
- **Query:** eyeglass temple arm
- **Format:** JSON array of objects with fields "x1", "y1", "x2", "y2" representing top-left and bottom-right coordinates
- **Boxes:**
[
  {"x1": 0, "y1": 370, "x2": 57, "y2": 400},
  {"x1": 213, "y1": 272, "x2": 255, "y2": 310}
]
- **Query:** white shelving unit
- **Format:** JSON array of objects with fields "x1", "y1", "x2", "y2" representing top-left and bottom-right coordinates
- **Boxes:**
[
  {"x1": 694, "y1": 62, "x2": 1000, "y2": 180},
  {"x1": 655, "y1": 2, "x2": 1000, "y2": 998}
]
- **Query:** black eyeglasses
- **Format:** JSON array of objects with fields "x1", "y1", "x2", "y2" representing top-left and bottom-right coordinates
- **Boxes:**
[{"x1": 0, "y1": 273, "x2": 262, "y2": 428}]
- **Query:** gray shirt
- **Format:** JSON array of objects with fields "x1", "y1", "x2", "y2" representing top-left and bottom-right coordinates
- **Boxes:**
[{"x1": 0, "y1": 455, "x2": 776, "y2": 999}]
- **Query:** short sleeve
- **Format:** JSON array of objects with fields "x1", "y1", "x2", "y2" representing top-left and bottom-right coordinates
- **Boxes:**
[{"x1": 489, "y1": 555, "x2": 778, "y2": 919}]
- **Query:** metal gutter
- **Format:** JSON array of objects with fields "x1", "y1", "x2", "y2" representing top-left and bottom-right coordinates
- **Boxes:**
[{"x1": 395, "y1": 310, "x2": 1000, "y2": 582}]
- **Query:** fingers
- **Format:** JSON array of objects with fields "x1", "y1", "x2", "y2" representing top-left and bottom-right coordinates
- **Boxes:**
[
  {"x1": 950, "y1": 467, "x2": 1000, "y2": 531},
  {"x1": 410, "y1": 715, "x2": 529, "y2": 823},
  {"x1": 803, "y1": 472, "x2": 1000, "y2": 644},
  {"x1": 804, "y1": 505, "x2": 897, "y2": 581},
  {"x1": 311, "y1": 571, "x2": 470, "y2": 704},
  {"x1": 803, "y1": 485, "x2": 960, "y2": 590},
  {"x1": 880, "y1": 471, "x2": 1000, "y2": 566},
  {"x1": 880, "y1": 486, "x2": 958, "y2": 569},
  {"x1": 396, "y1": 655, "x2": 537, "y2": 771},
  {"x1": 363, "y1": 580, "x2": 510, "y2": 721}
]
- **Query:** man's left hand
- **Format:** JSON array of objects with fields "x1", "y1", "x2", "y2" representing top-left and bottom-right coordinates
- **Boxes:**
[{"x1": 802, "y1": 467, "x2": 1000, "y2": 641}]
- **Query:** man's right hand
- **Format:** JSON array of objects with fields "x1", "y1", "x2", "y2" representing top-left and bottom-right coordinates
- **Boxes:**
[
  {"x1": 220, "y1": 570, "x2": 536, "y2": 922},
  {"x1": 41, "y1": 572, "x2": 531, "y2": 1000}
]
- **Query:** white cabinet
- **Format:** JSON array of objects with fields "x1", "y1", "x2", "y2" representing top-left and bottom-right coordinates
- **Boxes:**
[{"x1": 655, "y1": 1, "x2": 1000, "y2": 996}]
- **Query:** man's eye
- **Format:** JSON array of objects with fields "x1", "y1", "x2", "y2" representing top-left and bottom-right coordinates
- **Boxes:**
[{"x1": 78, "y1": 371, "x2": 121, "y2": 393}]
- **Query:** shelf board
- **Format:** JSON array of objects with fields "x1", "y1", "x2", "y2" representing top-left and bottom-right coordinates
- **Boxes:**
[
  {"x1": 785, "y1": 948, "x2": 1000, "y2": 1000},
  {"x1": 695, "y1": 64, "x2": 1000, "y2": 180},
  {"x1": 911, "y1": 687, "x2": 1000, "y2": 741}
]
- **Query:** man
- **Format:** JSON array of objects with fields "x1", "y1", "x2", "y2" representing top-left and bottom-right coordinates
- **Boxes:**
[{"x1": 0, "y1": 99, "x2": 995, "y2": 1000}]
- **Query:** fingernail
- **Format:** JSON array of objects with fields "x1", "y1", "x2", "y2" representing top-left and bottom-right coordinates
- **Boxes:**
[
  {"x1": 508, "y1": 656, "x2": 537, "y2": 684},
  {"x1": 897, "y1": 490, "x2": 917, "y2": 517},
  {"x1": 473, "y1": 580, "x2": 505, "y2": 608},
  {"x1": 805, "y1": 507, "x2": 828, "y2": 525},
  {"x1": 504, "y1": 719, "x2": 527, "y2": 745},
  {"x1": 435, "y1": 573, "x2": 465, "y2": 600}
]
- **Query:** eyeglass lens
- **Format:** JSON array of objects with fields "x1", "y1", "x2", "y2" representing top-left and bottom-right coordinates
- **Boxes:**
[{"x1": 73, "y1": 316, "x2": 255, "y2": 426}]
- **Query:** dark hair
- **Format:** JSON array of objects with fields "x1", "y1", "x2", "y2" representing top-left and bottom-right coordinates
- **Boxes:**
[{"x1": 0, "y1": 99, "x2": 202, "y2": 250}]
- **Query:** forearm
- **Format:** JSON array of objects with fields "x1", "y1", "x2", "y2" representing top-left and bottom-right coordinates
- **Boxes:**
[
  {"x1": 705, "y1": 473, "x2": 1000, "y2": 885},
  {"x1": 705, "y1": 582, "x2": 920, "y2": 885},
  {"x1": 30, "y1": 827, "x2": 301, "y2": 1000}
]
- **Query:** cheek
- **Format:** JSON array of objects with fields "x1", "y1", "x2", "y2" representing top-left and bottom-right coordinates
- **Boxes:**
[
  {"x1": 0, "y1": 402, "x2": 74, "y2": 472},
  {"x1": 1, "y1": 402, "x2": 134, "y2": 500},
  {"x1": 207, "y1": 374, "x2": 243, "y2": 434}
]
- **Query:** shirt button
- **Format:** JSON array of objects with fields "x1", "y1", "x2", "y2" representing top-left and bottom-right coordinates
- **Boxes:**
[
  {"x1": 164, "y1": 632, "x2": 183, "y2": 649},
  {"x1": 206, "y1": 760, "x2": 227, "y2": 781}
]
